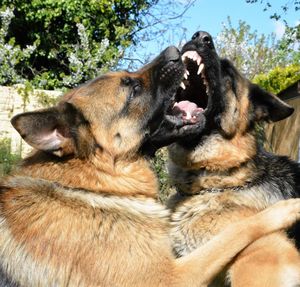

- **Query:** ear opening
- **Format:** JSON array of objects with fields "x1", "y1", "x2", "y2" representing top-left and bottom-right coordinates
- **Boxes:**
[
  {"x1": 250, "y1": 84, "x2": 294, "y2": 122},
  {"x1": 11, "y1": 103, "x2": 77, "y2": 157}
]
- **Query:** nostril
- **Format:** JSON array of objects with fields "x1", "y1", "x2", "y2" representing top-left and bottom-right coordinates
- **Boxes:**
[
  {"x1": 202, "y1": 35, "x2": 211, "y2": 44},
  {"x1": 192, "y1": 32, "x2": 200, "y2": 40}
]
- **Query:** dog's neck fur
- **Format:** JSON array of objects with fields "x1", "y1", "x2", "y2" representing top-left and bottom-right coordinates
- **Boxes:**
[
  {"x1": 168, "y1": 132, "x2": 258, "y2": 195},
  {"x1": 14, "y1": 150, "x2": 158, "y2": 198}
]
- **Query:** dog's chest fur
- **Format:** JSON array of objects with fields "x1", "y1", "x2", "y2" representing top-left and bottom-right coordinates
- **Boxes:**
[
  {"x1": 169, "y1": 183, "x2": 289, "y2": 257},
  {"x1": 169, "y1": 151, "x2": 300, "y2": 257}
]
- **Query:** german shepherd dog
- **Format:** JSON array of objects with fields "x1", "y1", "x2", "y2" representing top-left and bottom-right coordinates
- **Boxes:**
[
  {"x1": 1, "y1": 47, "x2": 300, "y2": 287},
  {"x1": 166, "y1": 31, "x2": 300, "y2": 286}
]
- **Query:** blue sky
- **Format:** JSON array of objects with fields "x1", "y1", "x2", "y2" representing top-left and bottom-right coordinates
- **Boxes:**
[
  {"x1": 126, "y1": 0, "x2": 299, "y2": 65},
  {"x1": 181, "y1": 0, "x2": 299, "y2": 40}
]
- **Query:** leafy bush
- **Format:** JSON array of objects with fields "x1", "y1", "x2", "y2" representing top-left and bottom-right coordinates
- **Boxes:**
[
  {"x1": 215, "y1": 17, "x2": 299, "y2": 80},
  {"x1": 0, "y1": 1, "x2": 157, "y2": 89},
  {"x1": 253, "y1": 64, "x2": 300, "y2": 94},
  {"x1": 151, "y1": 148, "x2": 176, "y2": 203},
  {"x1": 0, "y1": 137, "x2": 21, "y2": 176},
  {"x1": 0, "y1": 8, "x2": 36, "y2": 86}
]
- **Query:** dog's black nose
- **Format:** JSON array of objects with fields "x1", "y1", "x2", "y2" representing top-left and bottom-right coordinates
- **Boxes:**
[
  {"x1": 191, "y1": 31, "x2": 215, "y2": 49},
  {"x1": 164, "y1": 46, "x2": 180, "y2": 62},
  {"x1": 192, "y1": 31, "x2": 212, "y2": 43}
]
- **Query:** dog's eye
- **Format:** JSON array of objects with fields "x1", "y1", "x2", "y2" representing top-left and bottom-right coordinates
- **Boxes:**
[
  {"x1": 133, "y1": 84, "x2": 141, "y2": 94},
  {"x1": 121, "y1": 77, "x2": 142, "y2": 101},
  {"x1": 192, "y1": 32, "x2": 200, "y2": 40},
  {"x1": 129, "y1": 84, "x2": 142, "y2": 100},
  {"x1": 128, "y1": 84, "x2": 142, "y2": 101}
]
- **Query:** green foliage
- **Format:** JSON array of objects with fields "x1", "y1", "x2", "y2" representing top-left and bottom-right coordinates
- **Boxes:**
[
  {"x1": 15, "y1": 81, "x2": 59, "y2": 112},
  {"x1": 253, "y1": 64, "x2": 300, "y2": 94},
  {"x1": 0, "y1": 0, "x2": 157, "y2": 89},
  {"x1": 16, "y1": 81, "x2": 34, "y2": 108},
  {"x1": 215, "y1": 17, "x2": 297, "y2": 80},
  {"x1": 0, "y1": 8, "x2": 36, "y2": 86},
  {"x1": 0, "y1": 137, "x2": 21, "y2": 176},
  {"x1": 151, "y1": 148, "x2": 175, "y2": 203}
]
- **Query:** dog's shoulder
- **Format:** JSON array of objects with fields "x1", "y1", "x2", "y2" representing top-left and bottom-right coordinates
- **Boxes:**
[
  {"x1": 0, "y1": 175, "x2": 170, "y2": 221},
  {"x1": 0, "y1": 175, "x2": 172, "y2": 285},
  {"x1": 253, "y1": 150, "x2": 300, "y2": 198}
]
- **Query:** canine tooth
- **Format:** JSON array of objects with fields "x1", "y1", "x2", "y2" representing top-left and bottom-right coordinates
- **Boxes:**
[
  {"x1": 184, "y1": 70, "x2": 189, "y2": 79},
  {"x1": 180, "y1": 82, "x2": 186, "y2": 90},
  {"x1": 197, "y1": 63, "x2": 204, "y2": 75},
  {"x1": 197, "y1": 57, "x2": 201, "y2": 66}
]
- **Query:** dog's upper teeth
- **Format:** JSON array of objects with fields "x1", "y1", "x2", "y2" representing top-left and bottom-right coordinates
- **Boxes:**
[
  {"x1": 184, "y1": 70, "x2": 189, "y2": 79},
  {"x1": 180, "y1": 82, "x2": 186, "y2": 90},
  {"x1": 197, "y1": 63, "x2": 204, "y2": 75},
  {"x1": 182, "y1": 51, "x2": 201, "y2": 65}
]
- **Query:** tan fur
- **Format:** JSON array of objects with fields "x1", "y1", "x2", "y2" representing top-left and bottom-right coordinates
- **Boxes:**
[
  {"x1": 219, "y1": 77, "x2": 250, "y2": 136},
  {"x1": 229, "y1": 233, "x2": 300, "y2": 287},
  {"x1": 2, "y1": 53, "x2": 300, "y2": 287},
  {"x1": 168, "y1": 70, "x2": 300, "y2": 286},
  {"x1": 169, "y1": 132, "x2": 256, "y2": 172}
]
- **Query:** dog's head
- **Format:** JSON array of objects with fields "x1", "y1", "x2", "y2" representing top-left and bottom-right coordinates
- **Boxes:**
[
  {"x1": 169, "y1": 30, "x2": 294, "y2": 147},
  {"x1": 168, "y1": 31, "x2": 294, "y2": 174},
  {"x1": 11, "y1": 46, "x2": 204, "y2": 160}
]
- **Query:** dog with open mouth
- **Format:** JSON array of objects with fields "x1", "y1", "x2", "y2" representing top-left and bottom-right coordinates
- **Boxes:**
[
  {"x1": 167, "y1": 31, "x2": 300, "y2": 286},
  {"x1": 1, "y1": 45, "x2": 300, "y2": 287}
]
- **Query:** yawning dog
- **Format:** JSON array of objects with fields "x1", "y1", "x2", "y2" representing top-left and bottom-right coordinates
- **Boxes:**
[{"x1": 167, "y1": 31, "x2": 300, "y2": 286}]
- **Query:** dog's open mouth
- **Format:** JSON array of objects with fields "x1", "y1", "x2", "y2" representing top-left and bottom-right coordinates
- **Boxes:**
[{"x1": 168, "y1": 50, "x2": 209, "y2": 126}]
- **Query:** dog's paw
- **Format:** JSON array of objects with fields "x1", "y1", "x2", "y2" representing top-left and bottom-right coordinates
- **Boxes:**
[{"x1": 259, "y1": 199, "x2": 300, "y2": 231}]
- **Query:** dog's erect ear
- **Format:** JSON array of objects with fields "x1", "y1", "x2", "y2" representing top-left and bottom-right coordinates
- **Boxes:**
[
  {"x1": 11, "y1": 103, "x2": 77, "y2": 157},
  {"x1": 249, "y1": 84, "x2": 294, "y2": 122}
]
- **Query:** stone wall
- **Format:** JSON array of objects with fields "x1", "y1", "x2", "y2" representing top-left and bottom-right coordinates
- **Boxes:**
[{"x1": 0, "y1": 85, "x2": 62, "y2": 157}]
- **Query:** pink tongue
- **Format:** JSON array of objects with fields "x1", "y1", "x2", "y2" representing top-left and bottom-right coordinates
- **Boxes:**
[
  {"x1": 173, "y1": 100, "x2": 203, "y2": 122},
  {"x1": 174, "y1": 101, "x2": 198, "y2": 114}
]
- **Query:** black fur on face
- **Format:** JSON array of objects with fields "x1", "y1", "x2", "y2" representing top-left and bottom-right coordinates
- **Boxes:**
[
  {"x1": 154, "y1": 31, "x2": 294, "y2": 150},
  {"x1": 143, "y1": 31, "x2": 226, "y2": 152}
]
